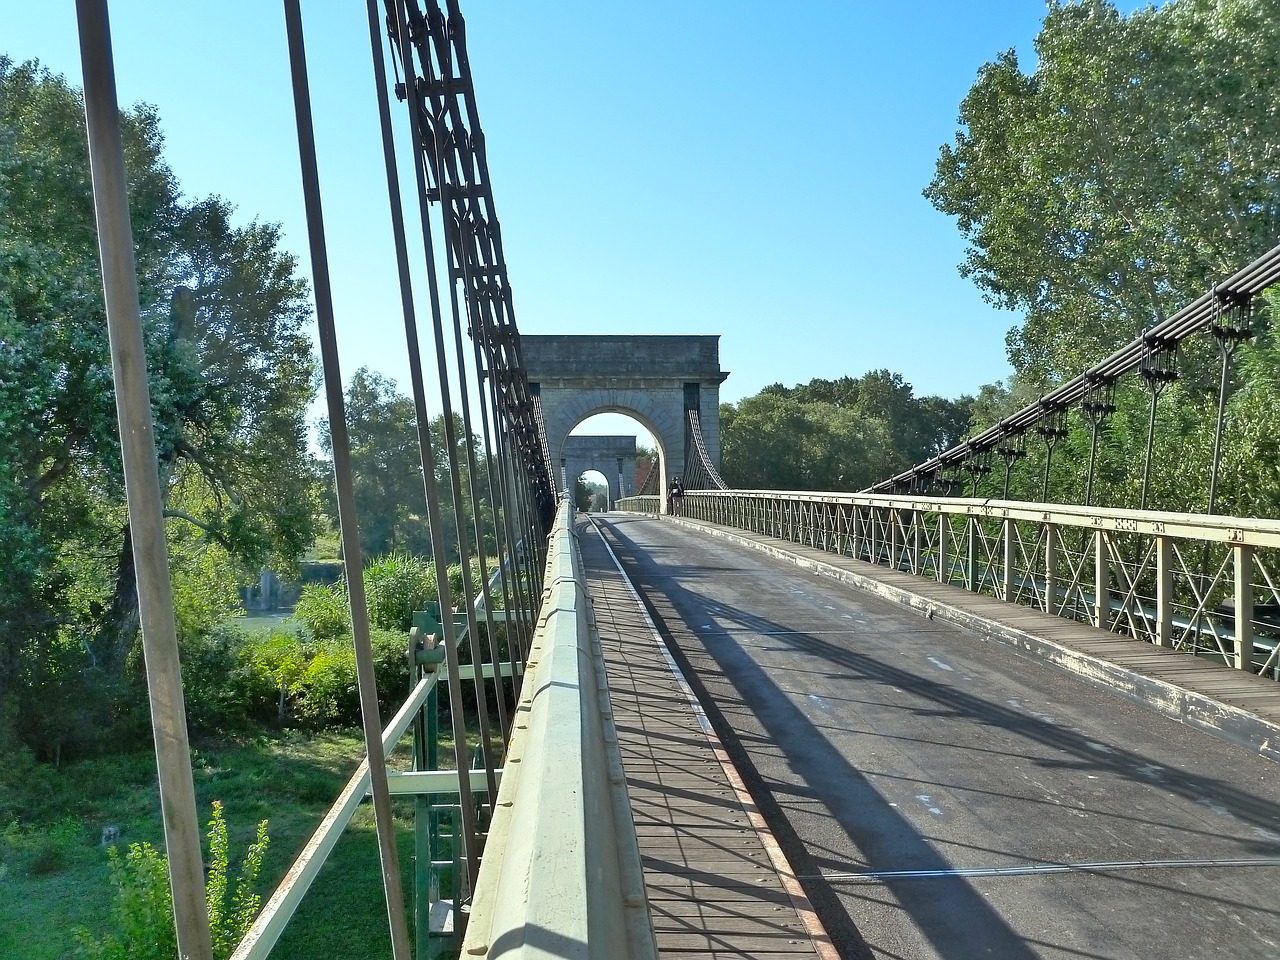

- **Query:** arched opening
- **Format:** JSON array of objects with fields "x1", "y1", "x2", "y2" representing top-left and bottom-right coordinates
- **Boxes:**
[
  {"x1": 573, "y1": 469, "x2": 610, "y2": 512},
  {"x1": 566, "y1": 410, "x2": 667, "y2": 507}
]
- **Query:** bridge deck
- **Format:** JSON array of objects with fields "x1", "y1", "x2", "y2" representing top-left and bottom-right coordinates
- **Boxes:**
[
  {"x1": 669, "y1": 514, "x2": 1280, "y2": 751},
  {"x1": 584, "y1": 511, "x2": 1280, "y2": 960},
  {"x1": 579, "y1": 518, "x2": 830, "y2": 960}
]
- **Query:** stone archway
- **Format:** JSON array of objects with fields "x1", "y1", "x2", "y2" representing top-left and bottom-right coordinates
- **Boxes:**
[
  {"x1": 562, "y1": 435, "x2": 636, "y2": 509},
  {"x1": 522, "y1": 335, "x2": 728, "y2": 501}
]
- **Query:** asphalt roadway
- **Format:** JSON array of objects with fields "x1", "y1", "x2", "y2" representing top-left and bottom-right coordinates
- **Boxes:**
[{"x1": 587, "y1": 514, "x2": 1280, "y2": 960}]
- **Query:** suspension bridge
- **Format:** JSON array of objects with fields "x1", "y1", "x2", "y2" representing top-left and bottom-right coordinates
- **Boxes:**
[{"x1": 71, "y1": 0, "x2": 1280, "y2": 958}]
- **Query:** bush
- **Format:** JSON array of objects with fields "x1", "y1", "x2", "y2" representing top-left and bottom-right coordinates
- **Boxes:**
[
  {"x1": 446, "y1": 561, "x2": 485, "y2": 606},
  {"x1": 293, "y1": 583, "x2": 349, "y2": 640},
  {"x1": 245, "y1": 628, "x2": 314, "y2": 724},
  {"x1": 77, "y1": 802, "x2": 268, "y2": 960},
  {"x1": 371, "y1": 627, "x2": 411, "y2": 718},
  {"x1": 181, "y1": 626, "x2": 278, "y2": 734},
  {"x1": 363, "y1": 554, "x2": 437, "y2": 632},
  {"x1": 291, "y1": 644, "x2": 358, "y2": 727}
]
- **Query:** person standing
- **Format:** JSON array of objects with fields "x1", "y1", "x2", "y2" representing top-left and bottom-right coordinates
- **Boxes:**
[{"x1": 667, "y1": 475, "x2": 685, "y2": 516}]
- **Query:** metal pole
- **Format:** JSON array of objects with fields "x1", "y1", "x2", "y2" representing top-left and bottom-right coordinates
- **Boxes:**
[
  {"x1": 1084, "y1": 422, "x2": 1100, "y2": 507},
  {"x1": 281, "y1": 4, "x2": 411, "y2": 957},
  {"x1": 1206, "y1": 347, "x2": 1231, "y2": 515},
  {"x1": 1140, "y1": 388, "x2": 1160, "y2": 510},
  {"x1": 75, "y1": 5, "x2": 213, "y2": 959}
]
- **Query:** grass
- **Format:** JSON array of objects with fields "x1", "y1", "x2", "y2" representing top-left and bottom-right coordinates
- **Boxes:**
[{"x1": 0, "y1": 728, "x2": 483, "y2": 960}]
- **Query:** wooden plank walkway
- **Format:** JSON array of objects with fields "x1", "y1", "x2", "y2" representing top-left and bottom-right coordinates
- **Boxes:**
[
  {"x1": 578, "y1": 519, "x2": 832, "y2": 960},
  {"x1": 669, "y1": 515, "x2": 1280, "y2": 761}
]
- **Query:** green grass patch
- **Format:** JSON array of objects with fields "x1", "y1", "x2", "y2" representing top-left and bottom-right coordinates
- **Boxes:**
[
  {"x1": 0, "y1": 732, "x2": 408, "y2": 959},
  {"x1": 0, "y1": 721, "x2": 498, "y2": 960}
]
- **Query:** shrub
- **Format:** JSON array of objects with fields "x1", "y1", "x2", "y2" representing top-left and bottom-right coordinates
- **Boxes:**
[
  {"x1": 293, "y1": 583, "x2": 349, "y2": 640},
  {"x1": 180, "y1": 626, "x2": 278, "y2": 734},
  {"x1": 364, "y1": 553, "x2": 437, "y2": 631},
  {"x1": 77, "y1": 802, "x2": 269, "y2": 960},
  {"x1": 245, "y1": 628, "x2": 313, "y2": 724},
  {"x1": 291, "y1": 644, "x2": 358, "y2": 727},
  {"x1": 371, "y1": 627, "x2": 411, "y2": 719}
]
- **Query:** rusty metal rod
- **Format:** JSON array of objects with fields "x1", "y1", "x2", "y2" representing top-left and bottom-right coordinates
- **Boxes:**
[
  {"x1": 75, "y1": 3, "x2": 213, "y2": 958},
  {"x1": 281, "y1": 3, "x2": 411, "y2": 956}
]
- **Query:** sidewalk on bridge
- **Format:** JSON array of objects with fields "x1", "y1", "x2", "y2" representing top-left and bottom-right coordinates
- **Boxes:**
[
  {"x1": 662, "y1": 515, "x2": 1280, "y2": 765},
  {"x1": 578, "y1": 518, "x2": 837, "y2": 960}
]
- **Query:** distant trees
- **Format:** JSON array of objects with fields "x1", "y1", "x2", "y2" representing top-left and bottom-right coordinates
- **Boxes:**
[
  {"x1": 720, "y1": 371, "x2": 973, "y2": 491},
  {"x1": 320, "y1": 367, "x2": 495, "y2": 561}
]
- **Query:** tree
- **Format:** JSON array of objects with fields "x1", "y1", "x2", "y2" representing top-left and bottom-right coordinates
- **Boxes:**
[
  {"x1": 320, "y1": 367, "x2": 494, "y2": 561},
  {"x1": 0, "y1": 59, "x2": 319, "y2": 752},
  {"x1": 734, "y1": 371, "x2": 975, "y2": 484},
  {"x1": 926, "y1": 0, "x2": 1280, "y2": 384},
  {"x1": 720, "y1": 393, "x2": 895, "y2": 491},
  {"x1": 573, "y1": 476, "x2": 593, "y2": 512}
]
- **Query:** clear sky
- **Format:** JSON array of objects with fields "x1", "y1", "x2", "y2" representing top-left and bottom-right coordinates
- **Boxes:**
[{"x1": 8, "y1": 1, "x2": 1065, "y2": 442}]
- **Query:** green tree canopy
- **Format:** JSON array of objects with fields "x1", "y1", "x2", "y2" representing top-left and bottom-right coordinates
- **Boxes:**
[
  {"x1": 735, "y1": 370, "x2": 974, "y2": 488},
  {"x1": 1, "y1": 59, "x2": 319, "y2": 752},
  {"x1": 319, "y1": 367, "x2": 493, "y2": 561},
  {"x1": 926, "y1": 0, "x2": 1280, "y2": 384}
]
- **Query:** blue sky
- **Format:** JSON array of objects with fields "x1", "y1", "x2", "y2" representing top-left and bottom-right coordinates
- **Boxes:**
[{"x1": 8, "y1": 1, "x2": 1063, "y2": 441}]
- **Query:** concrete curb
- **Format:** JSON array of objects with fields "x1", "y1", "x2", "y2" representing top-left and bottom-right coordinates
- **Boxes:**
[{"x1": 660, "y1": 514, "x2": 1280, "y2": 765}]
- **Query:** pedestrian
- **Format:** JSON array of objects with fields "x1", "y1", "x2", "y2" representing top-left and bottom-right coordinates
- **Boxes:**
[{"x1": 668, "y1": 475, "x2": 685, "y2": 516}]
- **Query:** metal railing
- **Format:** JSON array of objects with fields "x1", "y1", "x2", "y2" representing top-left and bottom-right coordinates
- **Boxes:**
[
  {"x1": 230, "y1": 501, "x2": 655, "y2": 958},
  {"x1": 618, "y1": 490, "x2": 1280, "y2": 679}
]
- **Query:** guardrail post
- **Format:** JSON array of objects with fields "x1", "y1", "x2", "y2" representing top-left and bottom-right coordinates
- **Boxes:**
[
  {"x1": 937, "y1": 512, "x2": 948, "y2": 584},
  {"x1": 1002, "y1": 518, "x2": 1015, "y2": 601},
  {"x1": 1094, "y1": 530, "x2": 1110, "y2": 629},
  {"x1": 965, "y1": 516, "x2": 977, "y2": 591},
  {"x1": 1044, "y1": 522, "x2": 1058, "y2": 614},
  {"x1": 889, "y1": 509, "x2": 900, "y2": 571},
  {"x1": 912, "y1": 511, "x2": 922, "y2": 575},
  {"x1": 1155, "y1": 535, "x2": 1174, "y2": 647},
  {"x1": 1235, "y1": 544, "x2": 1254, "y2": 670}
]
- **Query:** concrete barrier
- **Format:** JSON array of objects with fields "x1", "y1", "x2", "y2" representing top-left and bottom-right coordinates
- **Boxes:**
[{"x1": 461, "y1": 500, "x2": 657, "y2": 959}]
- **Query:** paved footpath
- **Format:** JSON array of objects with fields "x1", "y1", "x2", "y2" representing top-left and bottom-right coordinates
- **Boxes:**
[{"x1": 579, "y1": 516, "x2": 837, "y2": 960}]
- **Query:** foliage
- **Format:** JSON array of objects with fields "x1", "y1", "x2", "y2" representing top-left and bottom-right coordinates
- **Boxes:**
[
  {"x1": 363, "y1": 553, "x2": 437, "y2": 632},
  {"x1": 0, "y1": 58, "x2": 321, "y2": 753},
  {"x1": 76, "y1": 841, "x2": 176, "y2": 960},
  {"x1": 319, "y1": 368, "x2": 496, "y2": 561},
  {"x1": 293, "y1": 583, "x2": 350, "y2": 641},
  {"x1": 926, "y1": 0, "x2": 1280, "y2": 383},
  {"x1": 0, "y1": 731, "x2": 377, "y2": 960},
  {"x1": 573, "y1": 476, "x2": 593, "y2": 511},
  {"x1": 179, "y1": 625, "x2": 278, "y2": 734},
  {"x1": 720, "y1": 370, "x2": 972, "y2": 491},
  {"x1": 206, "y1": 801, "x2": 269, "y2": 958},
  {"x1": 75, "y1": 803, "x2": 268, "y2": 960}
]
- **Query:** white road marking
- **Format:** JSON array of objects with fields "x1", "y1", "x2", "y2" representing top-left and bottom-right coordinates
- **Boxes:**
[
  {"x1": 927, "y1": 656, "x2": 955, "y2": 672},
  {"x1": 916, "y1": 794, "x2": 943, "y2": 815}
]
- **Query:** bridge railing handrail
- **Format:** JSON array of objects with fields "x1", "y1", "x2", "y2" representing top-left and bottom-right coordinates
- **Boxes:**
[
  {"x1": 624, "y1": 489, "x2": 1280, "y2": 546},
  {"x1": 617, "y1": 490, "x2": 1280, "y2": 679},
  {"x1": 461, "y1": 498, "x2": 657, "y2": 959}
]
